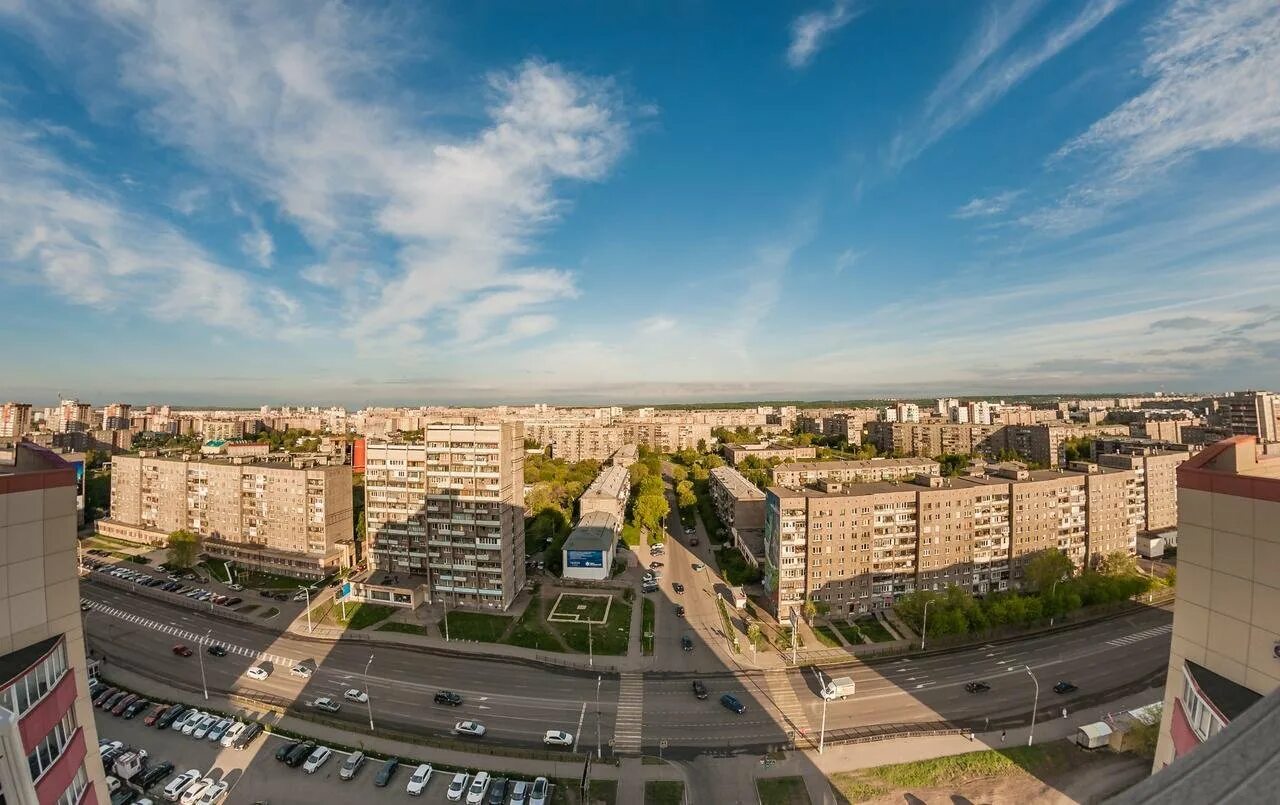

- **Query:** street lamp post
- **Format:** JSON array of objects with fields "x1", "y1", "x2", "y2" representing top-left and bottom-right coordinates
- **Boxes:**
[
  {"x1": 298, "y1": 586, "x2": 313, "y2": 633},
  {"x1": 921, "y1": 599, "x2": 935, "y2": 650},
  {"x1": 588, "y1": 622, "x2": 594, "y2": 669},
  {"x1": 1024, "y1": 665, "x2": 1040, "y2": 746},
  {"x1": 364, "y1": 654, "x2": 375, "y2": 731},
  {"x1": 816, "y1": 670, "x2": 829, "y2": 754},
  {"x1": 595, "y1": 674, "x2": 602, "y2": 760},
  {"x1": 198, "y1": 628, "x2": 212, "y2": 701}
]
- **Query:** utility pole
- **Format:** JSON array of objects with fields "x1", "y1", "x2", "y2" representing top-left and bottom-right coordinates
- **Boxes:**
[
  {"x1": 921, "y1": 599, "x2": 934, "y2": 650},
  {"x1": 364, "y1": 653, "x2": 375, "y2": 731},
  {"x1": 198, "y1": 628, "x2": 212, "y2": 701},
  {"x1": 1024, "y1": 665, "x2": 1040, "y2": 746},
  {"x1": 595, "y1": 674, "x2": 602, "y2": 760},
  {"x1": 817, "y1": 669, "x2": 829, "y2": 754},
  {"x1": 298, "y1": 586, "x2": 313, "y2": 633}
]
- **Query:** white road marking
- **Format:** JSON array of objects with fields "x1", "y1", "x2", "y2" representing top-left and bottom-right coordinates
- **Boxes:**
[
  {"x1": 1106, "y1": 624, "x2": 1172, "y2": 646},
  {"x1": 573, "y1": 702, "x2": 587, "y2": 753}
]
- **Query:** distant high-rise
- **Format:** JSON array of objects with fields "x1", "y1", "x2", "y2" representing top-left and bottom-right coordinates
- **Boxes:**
[
  {"x1": 56, "y1": 400, "x2": 92, "y2": 433},
  {"x1": 1227, "y1": 391, "x2": 1279, "y2": 443},
  {"x1": 0, "y1": 402, "x2": 32, "y2": 439}
]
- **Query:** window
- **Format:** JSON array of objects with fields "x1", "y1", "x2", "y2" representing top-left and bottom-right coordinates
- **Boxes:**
[
  {"x1": 0, "y1": 642, "x2": 69, "y2": 718},
  {"x1": 28, "y1": 710, "x2": 77, "y2": 782}
]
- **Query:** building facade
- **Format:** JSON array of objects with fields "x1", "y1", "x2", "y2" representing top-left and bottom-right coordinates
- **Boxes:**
[
  {"x1": 1, "y1": 403, "x2": 33, "y2": 440},
  {"x1": 1226, "y1": 391, "x2": 1279, "y2": 443},
  {"x1": 361, "y1": 423, "x2": 526, "y2": 610},
  {"x1": 722, "y1": 443, "x2": 817, "y2": 466},
  {"x1": 0, "y1": 443, "x2": 108, "y2": 805},
  {"x1": 101, "y1": 454, "x2": 352, "y2": 578},
  {"x1": 1152, "y1": 436, "x2": 1280, "y2": 771},
  {"x1": 577, "y1": 465, "x2": 629, "y2": 525},
  {"x1": 769, "y1": 458, "x2": 939, "y2": 487}
]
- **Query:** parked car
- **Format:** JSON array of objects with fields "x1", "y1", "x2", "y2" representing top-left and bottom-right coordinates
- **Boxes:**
[
  {"x1": 302, "y1": 745, "x2": 332, "y2": 774},
  {"x1": 207, "y1": 718, "x2": 232, "y2": 742},
  {"x1": 1054, "y1": 681, "x2": 1078, "y2": 694},
  {"x1": 157, "y1": 706, "x2": 187, "y2": 729},
  {"x1": 688, "y1": 535, "x2": 698, "y2": 545},
  {"x1": 543, "y1": 730, "x2": 573, "y2": 747},
  {"x1": 691, "y1": 562, "x2": 704, "y2": 571},
  {"x1": 179, "y1": 711, "x2": 206, "y2": 735},
  {"x1": 343, "y1": 688, "x2": 368, "y2": 703},
  {"x1": 245, "y1": 666, "x2": 269, "y2": 681},
  {"x1": 446, "y1": 772, "x2": 468, "y2": 802},
  {"x1": 672, "y1": 582, "x2": 685, "y2": 594},
  {"x1": 112, "y1": 694, "x2": 140, "y2": 716},
  {"x1": 454, "y1": 720, "x2": 486, "y2": 738},
  {"x1": 99, "y1": 740, "x2": 124, "y2": 758},
  {"x1": 138, "y1": 761, "x2": 174, "y2": 789},
  {"x1": 466, "y1": 771, "x2": 491, "y2": 804},
  {"x1": 284, "y1": 741, "x2": 316, "y2": 768},
  {"x1": 965, "y1": 681, "x2": 991, "y2": 694},
  {"x1": 143, "y1": 704, "x2": 170, "y2": 726},
  {"x1": 233, "y1": 722, "x2": 263, "y2": 749},
  {"x1": 123, "y1": 698, "x2": 151, "y2": 719},
  {"x1": 206, "y1": 644, "x2": 227, "y2": 657},
  {"x1": 219, "y1": 722, "x2": 245, "y2": 748},
  {"x1": 290, "y1": 664, "x2": 313, "y2": 679},
  {"x1": 692, "y1": 680, "x2": 708, "y2": 700},
  {"x1": 227, "y1": 583, "x2": 244, "y2": 591},
  {"x1": 94, "y1": 687, "x2": 120, "y2": 707},
  {"x1": 171, "y1": 645, "x2": 193, "y2": 657},
  {"x1": 103, "y1": 691, "x2": 129, "y2": 710},
  {"x1": 223, "y1": 597, "x2": 242, "y2": 606},
  {"x1": 675, "y1": 605, "x2": 686, "y2": 618},
  {"x1": 195, "y1": 782, "x2": 228, "y2": 805},
  {"x1": 178, "y1": 777, "x2": 212, "y2": 805},
  {"x1": 487, "y1": 778, "x2": 509, "y2": 805},
  {"x1": 192, "y1": 715, "x2": 218, "y2": 739},
  {"x1": 720, "y1": 693, "x2": 746, "y2": 714},
  {"x1": 162, "y1": 769, "x2": 201, "y2": 802},
  {"x1": 434, "y1": 690, "x2": 463, "y2": 706},
  {"x1": 406, "y1": 763, "x2": 433, "y2": 796},
  {"x1": 339, "y1": 750, "x2": 365, "y2": 780},
  {"x1": 374, "y1": 758, "x2": 400, "y2": 787},
  {"x1": 311, "y1": 697, "x2": 340, "y2": 713},
  {"x1": 274, "y1": 741, "x2": 299, "y2": 762},
  {"x1": 529, "y1": 776, "x2": 550, "y2": 805}
]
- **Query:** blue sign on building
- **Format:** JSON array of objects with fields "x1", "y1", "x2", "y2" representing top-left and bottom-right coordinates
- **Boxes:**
[
  {"x1": 566, "y1": 550, "x2": 604, "y2": 569},
  {"x1": 340, "y1": 582, "x2": 352, "y2": 599}
]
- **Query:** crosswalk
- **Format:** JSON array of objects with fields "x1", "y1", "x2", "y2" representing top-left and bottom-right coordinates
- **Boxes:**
[
  {"x1": 761, "y1": 669, "x2": 814, "y2": 748},
  {"x1": 87, "y1": 601, "x2": 297, "y2": 668},
  {"x1": 1106, "y1": 623, "x2": 1173, "y2": 647},
  {"x1": 612, "y1": 672, "x2": 644, "y2": 754}
]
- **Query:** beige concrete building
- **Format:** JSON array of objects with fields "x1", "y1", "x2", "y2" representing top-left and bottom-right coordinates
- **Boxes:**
[
  {"x1": 770, "y1": 457, "x2": 939, "y2": 487},
  {"x1": 607, "y1": 444, "x2": 638, "y2": 469},
  {"x1": 1152, "y1": 436, "x2": 1280, "y2": 771},
  {"x1": 101, "y1": 454, "x2": 352, "y2": 578},
  {"x1": 578, "y1": 464, "x2": 629, "y2": 525},
  {"x1": 360, "y1": 423, "x2": 526, "y2": 610},
  {"x1": 708, "y1": 465, "x2": 767, "y2": 559},
  {"x1": 722, "y1": 443, "x2": 817, "y2": 466},
  {"x1": 1, "y1": 402, "x2": 33, "y2": 440},
  {"x1": 1096, "y1": 445, "x2": 1190, "y2": 533},
  {"x1": 197, "y1": 418, "x2": 247, "y2": 441},
  {"x1": 55, "y1": 401, "x2": 93, "y2": 434},
  {"x1": 545, "y1": 425, "x2": 626, "y2": 463},
  {"x1": 617, "y1": 419, "x2": 711, "y2": 453},
  {"x1": 1226, "y1": 390, "x2": 1279, "y2": 443},
  {"x1": 0, "y1": 442, "x2": 109, "y2": 804}
]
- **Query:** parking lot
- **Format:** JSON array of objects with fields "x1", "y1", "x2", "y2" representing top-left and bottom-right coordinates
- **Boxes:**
[{"x1": 95, "y1": 698, "x2": 559, "y2": 803}]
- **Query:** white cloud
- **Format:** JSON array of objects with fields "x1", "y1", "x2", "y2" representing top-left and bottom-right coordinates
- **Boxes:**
[
  {"x1": 1026, "y1": 0, "x2": 1280, "y2": 233},
  {"x1": 889, "y1": 0, "x2": 1125, "y2": 170},
  {"x1": 640, "y1": 316, "x2": 676, "y2": 334},
  {"x1": 240, "y1": 214, "x2": 275, "y2": 268},
  {"x1": 787, "y1": 1, "x2": 862, "y2": 69},
  {"x1": 953, "y1": 189, "x2": 1022, "y2": 219},
  {"x1": 833, "y1": 248, "x2": 863, "y2": 274}
]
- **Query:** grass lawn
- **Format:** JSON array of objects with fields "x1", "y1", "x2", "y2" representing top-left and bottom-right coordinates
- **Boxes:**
[
  {"x1": 439, "y1": 611, "x2": 513, "y2": 643},
  {"x1": 211, "y1": 561, "x2": 327, "y2": 590},
  {"x1": 621, "y1": 524, "x2": 642, "y2": 547},
  {"x1": 756, "y1": 776, "x2": 812, "y2": 805},
  {"x1": 587, "y1": 779, "x2": 618, "y2": 805},
  {"x1": 550, "y1": 593, "x2": 612, "y2": 623},
  {"x1": 854, "y1": 616, "x2": 896, "y2": 642},
  {"x1": 84, "y1": 534, "x2": 144, "y2": 554},
  {"x1": 644, "y1": 780, "x2": 684, "y2": 805},
  {"x1": 558, "y1": 598, "x2": 631, "y2": 655},
  {"x1": 812, "y1": 623, "x2": 842, "y2": 648},
  {"x1": 505, "y1": 599, "x2": 564, "y2": 651},
  {"x1": 835, "y1": 743, "x2": 1080, "y2": 795},
  {"x1": 834, "y1": 621, "x2": 864, "y2": 644},
  {"x1": 714, "y1": 546, "x2": 762, "y2": 585},
  {"x1": 641, "y1": 598, "x2": 655, "y2": 655},
  {"x1": 313, "y1": 601, "x2": 396, "y2": 630},
  {"x1": 376, "y1": 621, "x2": 429, "y2": 636}
]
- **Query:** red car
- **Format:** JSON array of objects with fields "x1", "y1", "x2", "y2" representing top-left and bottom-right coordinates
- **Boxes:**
[
  {"x1": 111, "y1": 693, "x2": 138, "y2": 716},
  {"x1": 143, "y1": 703, "x2": 170, "y2": 726},
  {"x1": 172, "y1": 644, "x2": 193, "y2": 657}
]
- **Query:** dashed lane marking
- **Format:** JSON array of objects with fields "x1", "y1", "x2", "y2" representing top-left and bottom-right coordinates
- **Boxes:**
[{"x1": 86, "y1": 601, "x2": 297, "y2": 668}]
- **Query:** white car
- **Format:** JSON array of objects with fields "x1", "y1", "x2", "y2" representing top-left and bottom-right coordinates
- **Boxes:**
[
  {"x1": 195, "y1": 782, "x2": 228, "y2": 805},
  {"x1": 466, "y1": 771, "x2": 491, "y2": 804},
  {"x1": 343, "y1": 688, "x2": 368, "y2": 703},
  {"x1": 529, "y1": 776, "x2": 550, "y2": 805},
  {"x1": 290, "y1": 664, "x2": 312, "y2": 679},
  {"x1": 509, "y1": 781, "x2": 529, "y2": 805},
  {"x1": 99, "y1": 740, "x2": 123, "y2": 757},
  {"x1": 453, "y1": 720, "x2": 486, "y2": 738},
  {"x1": 220, "y1": 722, "x2": 246, "y2": 748},
  {"x1": 179, "y1": 711, "x2": 206, "y2": 735},
  {"x1": 163, "y1": 770, "x2": 201, "y2": 802},
  {"x1": 106, "y1": 776, "x2": 121, "y2": 794},
  {"x1": 179, "y1": 778, "x2": 213, "y2": 805},
  {"x1": 406, "y1": 763, "x2": 433, "y2": 796},
  {"x1": 446, "y1": 772, "x2": 468, "y2": 802},
  {"x1": 192, "y1": 715, "x2": 218, "y2": 739},
  {"x1": 245, "y1": 665, "x2": 269, "y2": 681},
  {"x1": 311, "y1": 697, "x2": 340, "y2": 713},
  {"x1": 543, "y1": 729, "x2": 573, "y2": 747},
  {"x1": 227, "y1": 583, "x2": 244, "y2": 591},
  {"x1": 302, "y1": 745, "x2": 332, "y2": 773}
]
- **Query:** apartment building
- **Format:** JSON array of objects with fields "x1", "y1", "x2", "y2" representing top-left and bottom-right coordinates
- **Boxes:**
[
  {"x1": 1226, "y1": 390, "x2": 1279, "y2": 443},
  {"x1": 100, "y1": 403, "x2": 131, "y2": 431},
  {"x1": 101, "y1": 454, "x2": 352, "y2": 578},
  {"x1": 1152, "y1": 436, "x2": 1280, "y2": 771},
  {"x1": 708, "y1": 466, "x2": 766, "y2": 557},
  {"x1": 359, "y1": 423, "x2": 525, "y2": 610},
  {"x1": 0, "y1": 442, "x2": 109, "y2": 804},
  {"x1": 722, "y1": 443, "x2": 817, "y2": 466},
  {"x1": 607, "y1": 444, "x2": 638, "y2": 469},
  {"x1": 1096, "y1": 446, "x2": 1190, "y2": 532},
  {"x1": 866, "y1": 422, "x2": 1004, "y2": 458},
  {"x1": 197, "y1": 419, "x2": 247, "y2": 441},
  {"x1": 578, "y1": 464, "x2": 630, "y2": 524},
  {"x1": 1, "y1": 402, "x2": 33, "y2": 439},
  {"x1": 770, "y1": 457, "x2": 939, "y2": 487},
  {"x1": 617, "y1": 418, "x2": 711, "y2": 453},
  {"x1": 543, "y1": 425, "x2": 626, "y2": 463},
  {"x1": 762, "y1": 462, "x2": 1140, "y2": 616},
  {"x1": 795, "y1": 411, "x2": 872, "y2": 443},
  {"x1": 55, "y1": 401, "x2": 92, "y2": 434}
]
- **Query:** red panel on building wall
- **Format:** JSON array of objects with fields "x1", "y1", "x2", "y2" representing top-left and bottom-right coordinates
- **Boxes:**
[
  {"x1": 353, "y1": 438, "x2": 365, "y2": 473},
  {"x1": 19, "y1": 671, "x2": 77, "y2": 752},
  {"x1": 34, "y1": 726, "x2": 85, "y2": 805},
  {"x1": 1170, "y1": 697, "x2": 1203, "y2": 759}
]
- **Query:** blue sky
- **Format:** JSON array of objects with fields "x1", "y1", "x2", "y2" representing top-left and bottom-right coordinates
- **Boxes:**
[{"x1": 2, "y1": 0, "x2": 1279, "y2": 406}]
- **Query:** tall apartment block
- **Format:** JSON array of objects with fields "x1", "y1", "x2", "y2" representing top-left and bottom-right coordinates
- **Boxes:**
[
  {"x1": 708, "y1": 465, "x2": 767, "y2": 559},
  {"x1": 100, "y1": 404, "x2": 131, "y2": 431},
  {"x1": 1152, "y1": 436, "x2": 1280, "y2": 770},
  {"x1": 101, "y1": 454, "x2": 352, "y2": 578},
  {"x1": 769, "y1": 457, "x2": 939, "y2": 487},
  {"x1": 1095, "y1": 445, "x2": 1190, "y2": 533},
  {"x1": 1, "y1": 403, "x2": 33, "y2": 440},
  {"x1": 763, "y1": 461, "x2": 1141, "y2": 616},
  {"x1": 55, "y1": 402, "x2": 92, "y2": 434},
  {"x1": 616, "y1": 419, "x2": 711, "y2": 453},
  {"x1": 0, "y1": 443, "x2": 108, "y2": 804},
  {"x1": 361, "y1": 423, "x2": 525, "y2": 610},
  {"x1": 1226, "y1": 390, "x2": 1279, "y2": 443}
]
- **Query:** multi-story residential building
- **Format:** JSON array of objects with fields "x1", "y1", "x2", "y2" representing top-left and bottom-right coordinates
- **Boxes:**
[
  {"x1": 995, "y1": 406, "x2": 1063, "y2": 426},
  {"x1": 359, "y1": 423, "x2": 525, "y2": 610},
  {"x1": 1226, "y1": 390, "x2": 1279, "y2": 443},
  {"x1": 55, "y1": 401, "x2": 93, "y2": 434},
  {"x1": 770, "y1": 458, "x2": 939, "y2": 488},
  {"x1": 722, "y1": 443, "x2": 817, "y2": 466},
  {"x1": 1152, "y1": 436, "x2": 1280, "y2": 771},
  {"x1": 544, "y1": 425, "x2": 626, "y2": 463},
  {"x1": 1095, "y1": 446, "x2": 1190, "y2": 533},
  {"x1": 196, "y1": 418, "x2": 247, "y2": 441},
  {"x1": 101, "y1": 454, "x2": 352, "y2": 578},
  {"x1": 866, "y1": 422, "x2": 1005, "y2": 458},
  {"x1": 708, "y1": 466, "x2": 767, "y2": 558},
  {"x1": 100, "y1": 403, "x2": 131, "y2": 431},
  {"x1": 1, "y1": 402, "x2": 33, "y2": 440},
  {"x1": 0, "y1": 442, "x2": 109, "y2": 804},
  {"x1": 577, "y1": 465, "x2": 629, "y2": 525},
  {"x1": 896, "y1": 403, "x2": 921, "y2": 423},
  {"x1": 936, "y1": 398, "x2": 959, "y2": 416},
  {"x1": 762, "y1": 462, "x2": 1140, "y2": 616},
  {"x1": 607, "y1": 444, "x2": 638, "y2": 469},
  {"x1": 617, "y1": 418, "x2": 711, "y2": 453},
  {"x1": 968, "y1": 401, "x2": 993, "y2": 425}
]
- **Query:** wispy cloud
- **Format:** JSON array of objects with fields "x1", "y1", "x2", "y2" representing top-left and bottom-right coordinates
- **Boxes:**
[
  {"x1": 1025, "y1": 0, "x2": 1280, "y2": 234},
  {"x1": 953, "y1": 189, "x2": 1023, "y2": 219},
  {"x1": 640, "y1": 316, "x2": 676, "y2": 334},
  {"x1": 240, "y1": 214, "x2": 275, "y2": 268},
  {"x1": 888, "y1": 0, "x2": 1125, "y2": 170},
  {"x1": 787, "y1": 0, "x2": 862, "y2": 69},
  {"x1": 833, "y1": 248, "x2": 863, "y2": 274},
  {"x1": 1148, "y1": 316, "x2": 1213, "y2": 331}
]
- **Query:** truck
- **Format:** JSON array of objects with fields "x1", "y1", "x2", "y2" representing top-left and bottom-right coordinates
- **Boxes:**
[
  {"x1": 821, "y1": 676, "x2": 856, "y2": 700},
  {"x1": 112, "y1": 750, "x2": 144, "y2": 782}
]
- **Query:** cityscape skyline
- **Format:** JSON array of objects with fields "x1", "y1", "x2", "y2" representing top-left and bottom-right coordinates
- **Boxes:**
[{"x1": 2, "y1": 0, "x2": 1279, "y2": 402}]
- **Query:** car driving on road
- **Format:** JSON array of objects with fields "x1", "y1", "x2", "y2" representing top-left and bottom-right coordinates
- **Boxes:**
[
  {"x1": 311, "y1": 697, "x2": 340, "y2": 712},
  {"x1": 1054, "y1": 681, "x2": 1078, "y2": 694},
  {"x1": 692, "y1": 680, "x2": 708, "y2": 700},
  {"x1": 434, "y1": 690, "x2": 463, "y2": 706},
  {"x1": 965, "y1": 681, "x2": 991, "y2": 693},
  {"x1": 344, "y1": 688, "x2": 368, "y2": 703},
  {"x1": 454, "y1": 720, "x2": 486, "y2": 738},
  {"x1": 543, "y1": 729, "x2": 573, "y2": 747},
  {"x1": 720, "y1": 693, "x2": 746, "y2": 714}
]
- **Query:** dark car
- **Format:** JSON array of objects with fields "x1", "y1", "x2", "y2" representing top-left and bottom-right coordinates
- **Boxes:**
[
  {"x1": 434, "y1": 690, "x2": 463, "y2": 706},
  {"x1": 94, "y1": 687, "x2": 120, "y2": 707},
  {"x1": 110, "y1": 788, "x2": 138, "y2": 805},
  {"x1": 675, "y1": 605, "x2": 686, "y2": 618},
  {"x1": 689, "y1": 537, "x2": 700, "y2": 546},
  {"x1": 720, "y1": 693, "x2": 746, "y2": 714},
  {"x1": 207, "y1": 644, "x2": 228, "y2": 657},
  {"x1": 672, "y1": 582, "x2": 685, "y2": 594},
  {"x1": 275, "y1": 740, "x2": 300, "y2": 762},
  {"x1": 103, "y1": 690, "x2": 130, "y2": 711},
  {"x1": 965, "y1": 681, "x2": 991, "y2": 694},
  {"x1": 692, "y1": 680, "x2": 708, "y2": 700},
  {"x1": 373, "y1": 757, "x2": 400, "y2": 787},
  {"x1": 487, "y1": 778, "x2": 509, "y2": 804},
  {"x1": 272, "y1": 592, "x2": 290, "y2": 601},
  {"x1": 143, "y1": 704, "x2": 169, "y2": 726},
  {"x1": 235, "y1": 722, "x2": 264, "y2": 748},
  {"x1": 284, "y1": 740, "x2": 316, "y2": 767},
  {"x1": 1054, "y1": 681, "x2": 1078, "y2": 694},
  {"x1": 681, "y1": 635, "x2": 693, "y2": 651},
  {"x1": 224, "y1": 597, "x2": 242, "y2": 606},
  {"x1": 123, "y1": 698, "x2": 150, "y2": 719},
  {"x1": 171, "y1": 645, "x2": 193, "y2": 657},
  {"x1": 260, "y1": 590, "x2": 275, "y2": 598},
  {"x1": 139, "y1": 761, "x2": 174, "y2": 789},
  {"x1": 157, "y1": 705, "x2": 187, "y2": 729}
]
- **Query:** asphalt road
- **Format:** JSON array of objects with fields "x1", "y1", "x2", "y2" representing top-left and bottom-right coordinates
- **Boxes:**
[{"x1": 83, "y1": 561, "x2": 1171, "y2": 758}]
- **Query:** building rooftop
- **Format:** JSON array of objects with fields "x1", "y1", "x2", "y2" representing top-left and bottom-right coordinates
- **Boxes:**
[
  {"x1": 1186, "y1": 660, "x2": 1264, "y2": 722},
  {"x1": 564, "y1": 512, "x2": 619, "y2": 552},
  {"x1": 774, "y1": 458, "x2": 939, "y2": 473},
  {"x1": 581, "y1": 465, "x2": 629, "y2": 501},
  {"x1": 767, "y1": 467, "x2": 1105, "y2": 499},
  {"x1": 710, "y1": 465, "x2": 766, "y2": 499}
]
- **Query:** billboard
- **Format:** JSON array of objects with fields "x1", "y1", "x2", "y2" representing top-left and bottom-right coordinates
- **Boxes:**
[
  {"x1": 69, "y1": 460, "x2": 85, "y2": 512},
  {"x1": 340, "y1": 582, "x2": 352, "y2": 599},
  {"x1": 566, "y1": 550, "x2": 604, "y2": 569}
]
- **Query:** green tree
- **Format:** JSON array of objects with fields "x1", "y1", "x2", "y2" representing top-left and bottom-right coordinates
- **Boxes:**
[
  {"x1": 166, "y1": 529, "x2": 202, "y2": 569},
  {"x1": 696, "y1": 438, "x2": 708, "y2": 453},
  {"x1": 632, "y1": 494, "x2": 670, "y2": 535},
  {"x1": 670, "y1": 465, "x2": 688, "y2": 484},
  {"x1": 676, "y1": 480, "x2": 696, "y2": 509},
  {"x1": 690, "y1": 464, "x2": 710, "y2": 482},
  {"x1": 1023, "y1": 549, "x2": 1074, "y2": 594},
  {"x1": 746, "y1": 621, "x2": 762, "y2": 649},
  {"x1": 801, "y1": 599, "x2": 818, "y2": 622},
  {"x1": 1165, "y1": 567, "x2": 1177, "y2": 587},
  {"x1": 1097, "y1": 550, "x2": 1139, "y2": 577}
]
